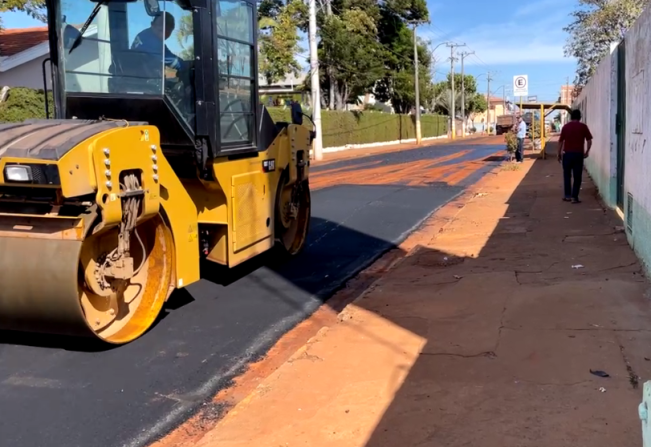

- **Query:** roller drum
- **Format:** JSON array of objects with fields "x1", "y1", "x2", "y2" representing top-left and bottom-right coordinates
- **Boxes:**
[
  {"x1": 0, "y1": 214, "x2": 175, "y2": 344},
  {"x1": 0, "y1": 237, "x2": 92, "y2": 337}
]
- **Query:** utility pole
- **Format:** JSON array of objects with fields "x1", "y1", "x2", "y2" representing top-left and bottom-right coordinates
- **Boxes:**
[
  {"x1": 486, "y1": 71, "x2": 493, "y2": 134},
  {"x1": 326, "y1": 0, "x2": 334, "y2": 110},
  {"x1": 308, "y1": 0, "x2": 323, "y2": 160},
  {"x1": 412, "y1": 23, "x2": 421, "y2": 144},
  {"x1": 459, "y1": 50, "x2": 474, "y2": 138},
  {"x1": 446, "y1": 42, "x2": 465, "y2": 139},
  {"x1": 565, "y1": 75, "x2": 570, "y2": 123},
  {"x1": 502, "y1": 85, "x2": 506, "y2": 115}
]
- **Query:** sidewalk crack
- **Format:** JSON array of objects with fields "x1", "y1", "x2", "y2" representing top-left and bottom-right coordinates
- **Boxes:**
[
  {"x1": 492, "y1": 279, "x2": 511, "y2": 355},
  {"x1": 595, "y1": 261, "x2": 639, "y2": 272},
  {"x1": 616, "y1": 335, "x2": 640, "y2": 389}
]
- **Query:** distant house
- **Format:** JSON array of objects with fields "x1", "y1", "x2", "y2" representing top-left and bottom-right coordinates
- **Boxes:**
[
  {"x1": 352, "y1": 92, "x2": 393, "y2": 112},
  {"x1": 559, "y1": 84, "x2": 575, "y2": 123},
  {"x1": 470, "y1": 96, "x2": 511, "y2": 131},
  {"x1": 259, "y1": 73, "x2": 308, "y2": 106},
  {"x1": 0, "y1": 27, "x2": 51, "y2": 90},
  {"x1": 0, "y1": 25, "x2": 101, "y2": 92}
]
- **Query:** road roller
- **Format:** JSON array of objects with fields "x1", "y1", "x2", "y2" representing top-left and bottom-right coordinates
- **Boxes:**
[{"x1": 0, "y1": 0, "x2": 313, "y2": 344}]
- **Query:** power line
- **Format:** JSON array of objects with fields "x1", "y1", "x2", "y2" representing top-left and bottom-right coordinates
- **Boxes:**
[{"x1": 427, "y1": 22, "x2": 495, "y2": 72}]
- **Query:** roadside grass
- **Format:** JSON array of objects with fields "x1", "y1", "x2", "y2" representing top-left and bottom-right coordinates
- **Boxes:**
[{"x1": 501, "y1": 162, "x2": 521, "y2": 171}]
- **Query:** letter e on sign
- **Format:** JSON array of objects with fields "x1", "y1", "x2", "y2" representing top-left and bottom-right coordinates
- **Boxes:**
[{"x1": 513, "y1": 75, "x2": 528, "y2": 97}]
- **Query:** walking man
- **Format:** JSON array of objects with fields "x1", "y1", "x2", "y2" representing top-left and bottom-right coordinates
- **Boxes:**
[
  {"x1": 557, "y1": 109, "x2": 593, "y2": 203},
  {"x1": 515, "y1": 116, "x2": 526, "y2": 162}
]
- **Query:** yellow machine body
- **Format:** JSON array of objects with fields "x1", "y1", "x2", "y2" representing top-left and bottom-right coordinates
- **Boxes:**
[{"x1": 0, "y1": 120, "x2": 312, "y2": 343}]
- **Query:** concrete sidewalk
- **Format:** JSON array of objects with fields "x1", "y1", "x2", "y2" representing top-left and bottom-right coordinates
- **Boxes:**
[{"x1": 187, "y1": 146, "x2": 650, "y2": 447}]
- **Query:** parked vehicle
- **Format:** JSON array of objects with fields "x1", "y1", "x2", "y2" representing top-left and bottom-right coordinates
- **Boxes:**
[{"x1": 495, "y1": 113, "x2": 532, "y2": 135}]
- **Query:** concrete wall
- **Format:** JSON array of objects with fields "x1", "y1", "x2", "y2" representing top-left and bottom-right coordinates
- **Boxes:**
[
  {"x1": 623, "y1": 5, "x2": 651, "y2": 273},
  {"x1": 573, "y1": 44, "x2": 618, "y2": 208},
  {"x1": 577, "y1": 4, "x2": 651, "y2": 273}
]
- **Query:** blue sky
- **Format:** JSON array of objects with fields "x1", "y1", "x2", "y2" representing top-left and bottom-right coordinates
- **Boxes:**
[
  {"x1": 2, "y1": 0, "x2": 578, "y2": 101},
  {"x1": 421, "y1": 0, "x2": 578, "y2": 102}
]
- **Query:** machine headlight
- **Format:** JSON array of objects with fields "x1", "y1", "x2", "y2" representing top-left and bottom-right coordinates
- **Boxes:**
[{"x1": 4, "y1": 165, "x2": 33, "y2": 183}]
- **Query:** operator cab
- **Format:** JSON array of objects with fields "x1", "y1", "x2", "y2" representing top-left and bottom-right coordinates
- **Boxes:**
[{"x1": 46, "y1": 0, "x2": 259, "y2": 163}]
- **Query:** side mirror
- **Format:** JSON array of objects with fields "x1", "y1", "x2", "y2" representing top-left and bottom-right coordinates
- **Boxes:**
[
  {"x1": 62, "y1": 24, "x2": 81, "y2": 51},
  {"x1": 302, "y1": 113, "x2": 316, "y2": 144},
  {"x1": 290, "y1": 101, "x2": 303, "y2": 125},
  {"x1": 144, "y1": 0, "x2": 161, "y2": 17}
]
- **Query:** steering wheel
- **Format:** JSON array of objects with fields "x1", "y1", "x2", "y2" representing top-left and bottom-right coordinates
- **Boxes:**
[
  {"x1": 164, "y1": 60, "x2": 195, "y2": 118},
  {"x1": 175, "y1": 59, "x2": 193, "y2": 87}
]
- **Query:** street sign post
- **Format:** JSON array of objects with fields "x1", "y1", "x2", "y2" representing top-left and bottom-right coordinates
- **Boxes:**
[
  {"x1": 513, "y1": 75, "x2": 528, "y2": 97},
  {"x1": 513, "y1": 74, "x2": 528, "y2": 112}
]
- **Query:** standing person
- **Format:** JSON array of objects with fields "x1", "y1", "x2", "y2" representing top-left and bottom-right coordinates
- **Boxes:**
[
  {"x1": 515, "y1": 116, "x2": 527, "y2": 162},
  {"x1": 557, "y1": 109, "x2": 593, "y2": 203}
]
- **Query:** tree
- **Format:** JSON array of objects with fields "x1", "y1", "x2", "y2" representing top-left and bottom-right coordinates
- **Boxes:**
[
  {"x1": 564, "y1": 0, "x2": 645, "y2": 92},
  {"x1": 177, "y1": 14, "x2": 194, "y2": 60},
  {"x1": 387, "y1": 66, "x2": 433, "y2": 113},
  {"x1": 258, "y1": 0, "x2": 305, "y2": 85},
  {"x1": 431, "y1": 88, "x2": 459, "y2": 115},
  {"x1": 308, "y1": 0, "x2": 432, "y2": 112},
  {"x1": 465, "y1": 93, "x2": 487, "y2": 119},
  {"x1": 431, "y1": 73, "x2": 484, "y2": 118},
  {"x1": 0, "y1": 0, "x2": 45, "y2": 29},
  {"x1": 258, "y1": 0, "x2": 433, "y2": 112},
  {"x1": 318, "y1": 8, "x2": 385, "y2": 109},
  {"x1": 257, "y1": 0, "x2": 284, "y2": 20},
  {"x1": 373, "y1": 6, "x2": 433, "y2": 113}
]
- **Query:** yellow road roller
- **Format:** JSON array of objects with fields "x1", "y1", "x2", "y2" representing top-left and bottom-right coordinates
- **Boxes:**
[{"x1": 0, "y1": 0, "x2": 312, "y2": 344}]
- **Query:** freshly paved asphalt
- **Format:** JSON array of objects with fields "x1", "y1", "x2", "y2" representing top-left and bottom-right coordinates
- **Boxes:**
[{"x1": 0, "y1": 140, "x2": 501, "y2": 447}]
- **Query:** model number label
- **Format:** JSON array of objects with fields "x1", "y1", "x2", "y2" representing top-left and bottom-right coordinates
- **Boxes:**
[{"x1": 262, "y1": 159, "x2": 276, "y2": 172}]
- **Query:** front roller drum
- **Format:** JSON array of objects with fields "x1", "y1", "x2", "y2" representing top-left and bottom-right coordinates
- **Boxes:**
[{"x1": 0, "y1": 215, "x2": 174, "y2": 344}]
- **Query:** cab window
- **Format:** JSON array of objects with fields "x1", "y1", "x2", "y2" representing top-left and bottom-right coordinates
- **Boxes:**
[
  {"x1": 216, "y1": 0, "x2": 255, "y2": 147},
  {"x1": 60, "y1": 0, "x2": 196, "y2": 130}
]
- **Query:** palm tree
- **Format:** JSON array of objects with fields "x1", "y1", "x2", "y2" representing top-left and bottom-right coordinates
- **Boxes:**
[{"x1": 432, "y1": 88, "x2": 461, "y2": 116}]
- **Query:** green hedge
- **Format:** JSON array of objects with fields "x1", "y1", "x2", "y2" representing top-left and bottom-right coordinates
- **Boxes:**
[
  {"x1": 0, "y1": 89, "x2": 448, "y2": 148},
  {"x1": 267, "y1": 108, "x2": 447, "y2": 148},
  {"x1": 0, "y1": 87, "x2": 53, "y2": 123}
]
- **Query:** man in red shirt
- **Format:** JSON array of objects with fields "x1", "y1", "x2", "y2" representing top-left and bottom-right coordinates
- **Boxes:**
[{"x1": 557, "y1": 109, "x2": 593, "y2": 203}]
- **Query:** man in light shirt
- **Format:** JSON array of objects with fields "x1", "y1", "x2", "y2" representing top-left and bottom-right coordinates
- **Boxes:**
[{"x1": 515, "y1": 116, "x2": 527, "y2": 163}]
